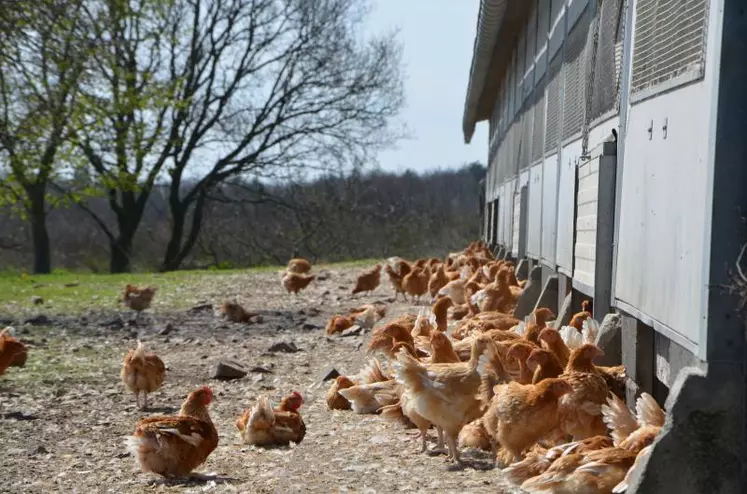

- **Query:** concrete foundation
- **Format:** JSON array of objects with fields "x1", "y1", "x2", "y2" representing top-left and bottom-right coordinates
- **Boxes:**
[
  {"x1": 515, "y1": 258, "x2": 529, "y2": 281},
  {"x1": 533, "y1": 273, "x2": 559, "y2": 316},
  {"x1": 620, "y1": 311, "x2": 655, "y2": 408},
  {"x1": 513, "y1": 266, "x2": 542, "y2": 320}
]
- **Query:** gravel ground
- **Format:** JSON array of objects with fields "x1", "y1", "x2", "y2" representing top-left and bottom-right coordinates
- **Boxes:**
[{"x1": 1, "y1": 266, "x2": 522, "y2": 493}]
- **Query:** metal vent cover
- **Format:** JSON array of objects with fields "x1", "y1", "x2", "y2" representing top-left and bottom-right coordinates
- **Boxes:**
[
  {"x1": 631, "y1": 0, "x2": 709, "y2": 96},
  {"x1": 544, "y1": 54, "x2": 564, "y2": 154},
  {"x1": 531, "y1": 77, "x2": 547, "y2": 162},
  {"x1": 562, "y1": 6, "x2": 591, "y2": 141},
  {"x1": 590, "y1": 0, "x2": 625, "y2": 120}
]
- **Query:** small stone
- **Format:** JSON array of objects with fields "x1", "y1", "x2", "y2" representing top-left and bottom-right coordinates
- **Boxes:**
[
  {"x1": 302, "y1": 322, "x2": 320, "y2": 331},
  {"x1": 320, "y1": 367, "x2": 341, "y2": 381},
  {"x1": 250, "y1": 365, "x2": 274, "y2": 374},
  {"x1": 158, "y1": 323, "x2": 175, "y2": 336},
  {"x1": 211, "y1": 360, "x2": 248, "y2": 380},
  {"x1": 63, "y1": 282, "x2": 80, "y2": 288},
  {"x1": 252, "y1": 374, "x2": 264, "y2": 384},
  {"x1": 267, "y1": 341, "x2": 299, "y2": 353},
  {"x1": 253, "y1": 315, "x2": 264, "y2": 324},
  {"x1": 341, "y1": 325, "x2": 362, "y2": 337},
  {"x1": 188, "y1": 303, "x2": 213, "y2": 314},
  {"x1": 30, "y1": 445, "x2": 48, "y2": 455},
  {"x1": 369, "y1": 435, "x2": 389, "y2": 444},
  {"x1": 101, "y1": 317, "x2": 124, "y2": 330},
  {"x1": 31, "y1": 296, "x2": 43, "y2": 305}
]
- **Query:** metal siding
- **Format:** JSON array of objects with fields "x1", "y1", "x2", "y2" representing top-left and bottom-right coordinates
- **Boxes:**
[
  {"x1": 562, "y1": 5, "x2": 591, "y2": 141},
  {"x1": 541, "y1": 155, "x2": 559, "y2": 265},
  {"x1": 531, "y1": 77, "x2": 547, "y2": 163},
  {"x1": 573, "y1": 155, "x2": 600, "y2": 287},
  {"x1": 527, "y1": 163, "x2": 544, "y2": 258},
  {"x1": 615, "y1": 83, "x2": 711, "y2": 346},
  {"x1": 556, "y1": 139, "x2": 584, "y2": 273},
  {"x1": 545, "y1": 55, "x2": 564, "y2": 153},
  {"x1": 512, "y1": 189, "x2": 522, "y2": 256}
]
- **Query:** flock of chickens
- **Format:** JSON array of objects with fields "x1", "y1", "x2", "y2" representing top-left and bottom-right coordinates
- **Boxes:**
[
  {"x1": 320, "y1": 241, "x2": 664, "y2": 493},
  {"x1": 0, "y1": 240, "x2": 666, "y2": 492}
]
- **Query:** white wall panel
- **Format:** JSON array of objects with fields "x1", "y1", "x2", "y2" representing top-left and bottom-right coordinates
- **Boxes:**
[
  {"x1": 527, "y1": 163, "x2": 544, "y2": 258},
  {"x1": 556, "y1": 139, "x2": 582, "y2": 274},
  {"x1": 541, "y1": 156, "x2": 559, "y2": 265}
]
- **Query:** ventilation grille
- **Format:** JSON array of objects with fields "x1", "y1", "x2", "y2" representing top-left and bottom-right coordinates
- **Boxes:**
[
  {"x1": 590, "y1": 0, "x2": 625, "y2": 120},
  {"x1": 519, "y1": 110, "x2": 533, "y2": 170},
  {"x1": 544, "y1": 55, "x2": 563, "y2": 154},
  {"x1": 562, "y1": 7, "x2": 591, "y2": 141},
  {"x1": 631, "y1": 0, "x2": 708, "y2": 95},
  {"x1": 531, "y1": 78, "x2": 547, "y2": 163}
]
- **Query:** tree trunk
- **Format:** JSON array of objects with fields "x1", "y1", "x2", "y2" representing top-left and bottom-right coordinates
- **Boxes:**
[
  {"x1": 161, "y1": 191, "x2": 208, "y2": 272},
  {"x1": 110, "y1": 232, "x2": 134, "y2": 273},
  {"x1": 27, "y1": 184, "x2": 52, "y2": 274}
]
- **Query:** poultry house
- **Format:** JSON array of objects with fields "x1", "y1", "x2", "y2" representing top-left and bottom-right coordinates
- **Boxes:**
[
  {"x1": 126, "y1": 386, "x2": 218, "y2": 478},
  {"x1": 121, "y1": 340, "x2": 166, "y2": 410},
  {"x1": 282, "y1": 272, "x2": 315, "y2": 294},
  {"x1": 352, "y1": 264, "x2": 382, "y2": 296},
  {"x1": 121, "y1": 284, "x2": 157, "y2": 320},
  {"x1": 236, "y1": 392, "x2": 306, "y2": 446}
]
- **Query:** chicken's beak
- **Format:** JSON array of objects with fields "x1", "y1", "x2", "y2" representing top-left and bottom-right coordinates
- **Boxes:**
[{"x1": 594, "y1": 347, "x2": 606, "y2": 358}]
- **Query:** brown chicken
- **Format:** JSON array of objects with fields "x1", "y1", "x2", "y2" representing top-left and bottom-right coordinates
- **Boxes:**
[
  {"x1": 602, "y1": 392, "x2": 664, "y2": 453},
  {"x1": 121, "y1": 340, "x2": 166, "y2": 410},
  {"x1": 523, "y1": 308, "x2": 556, "y2": 345},
  {"x1": 457, "y1": 418, "x2": 493, "y2": 451},
  {"x1": 402, "y1": 267, "x2": 430, "y2": 304},
  {"x1": 220, "y1": 301, "x2": 257, "y2": 323},
  {"x1": 483, "y1": 378, "x2": 573, "y2": 465},
  {"x1": 326, "y1": 375, "x2": 355, "y2": 410},
  {"x1": 506, "y1": 341, "x2": 538, "y2": 384},
  {"x1": 121, "y1": 284, "x2": 157, "y2": 319},
  {"x1": 325, "y1": 314, "x2": 356, "y2": 335},
  {"x1": 431, "y1": 297, "x2": 453, "y2": 332},
  {"x1": 287, "y1": 258, "x2": 312, "y2": 274},
  {"x1": 429, "y1": 331, "x2": 460, "y2": 364},
  {"x1": 127, "y1": 386, "x2": 218, "y2": 478},
  {"x1": 0, "y1": 328, "x2": 27, "y2": 376},
  {"x1": 428, "y1": 265, "x2": 449, "y2": 299},
  {"x1": 598, "y1": 365, "x2": 628, "y2": 402},
  {"x1": 237, "y1": 392, "x2": 306, "y2": 446},
  {"x1": 392, "y1": 336, "x2": 490, "y2": 463},
  {"x1": 527, "y1": 348, "x2": 565, "y2": 384},
  {"x1": 352, "y1": 264, "x2": 382, "y2": 296},
  {"x1": 558, "y1": 344, "x2": 610, "y2": 440},
  {"x1": 569, "y1": 300, "x2": 593, "y2": 331},
  {"x1": 539, "y1": 327, "x2": 572, "y2": 367},
  {"x1": 385, "y1": 262, "x2": 411, "y2": 301},
  {"x1": 282, "y1": 272, "x2": 315, "y2": 294}
]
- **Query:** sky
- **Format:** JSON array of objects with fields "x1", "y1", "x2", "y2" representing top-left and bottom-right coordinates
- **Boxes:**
[{"x1": 365, "y1": 0, "x2": 489, "y2": 173}]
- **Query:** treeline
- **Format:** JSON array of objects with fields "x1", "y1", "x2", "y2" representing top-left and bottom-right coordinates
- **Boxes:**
[{"x1": 0, "y1": 164, "x2": 486, "y2": 272}]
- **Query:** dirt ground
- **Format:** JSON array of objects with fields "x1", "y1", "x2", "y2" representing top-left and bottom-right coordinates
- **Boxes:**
[{"x1": 0, "y1": 266, "x2": 522, "y2": 493}]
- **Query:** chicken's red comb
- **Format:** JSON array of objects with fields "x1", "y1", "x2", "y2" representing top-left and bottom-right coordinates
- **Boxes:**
[
  {"x1": 200, "y1": 385, "x2": 214, "y2": 402},
  {"x1": 290, "y1": 391, "x2": 303, "y2": 401}
]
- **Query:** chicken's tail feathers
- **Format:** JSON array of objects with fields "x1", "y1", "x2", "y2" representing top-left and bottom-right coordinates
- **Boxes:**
[
  {"x1": 602, "y1": 392, "x2": 638, "y2": 446},
  {"x1": 636, "y1": 392, "x2": 665, "y2": 428},
  {"x1": 502, "y1": 453, "x2": 552, "y2": 485},
  {"x1": 248, "y1": 396, "x2": 275, "y2": 429},
  {"x1": 391, "y1": 348, "x2": 441, "y2": 393},
  {"x1": 359, "y1": 357, "x2": 388, "y2": 384}
]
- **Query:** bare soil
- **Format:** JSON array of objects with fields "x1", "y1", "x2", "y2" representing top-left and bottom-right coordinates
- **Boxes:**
[{"x1": 1, "y1": 266, "x2": 521, "y2": 493}]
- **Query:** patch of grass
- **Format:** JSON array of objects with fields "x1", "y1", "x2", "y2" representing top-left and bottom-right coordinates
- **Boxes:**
[{"x1": 4, "y1": 334, "x2": 118, "y2": 386}]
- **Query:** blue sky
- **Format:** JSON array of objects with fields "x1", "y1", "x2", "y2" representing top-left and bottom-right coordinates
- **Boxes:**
[{"x1": 366, "y1": 0, "x2": 489, "y2": 173}]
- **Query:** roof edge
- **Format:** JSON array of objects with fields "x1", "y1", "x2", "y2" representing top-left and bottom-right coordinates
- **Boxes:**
[{"x1": 462, "y1": 0, "x2": 508, "y2": 144}]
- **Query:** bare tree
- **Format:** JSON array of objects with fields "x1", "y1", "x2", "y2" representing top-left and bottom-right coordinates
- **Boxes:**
[
  {"x1": 0, "y1": 0, "x2": 91, "y2": 273},
  {"x1": 71, "y1": 0, "x2": 404, "y2": 273}
]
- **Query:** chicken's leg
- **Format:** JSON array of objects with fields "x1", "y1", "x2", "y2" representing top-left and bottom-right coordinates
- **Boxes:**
[
  {"x1": 416, "y1": 428, "x2": 428, "y2": 453},
  {"x1": 428, "y1": 426, "x2": 448, "y2": 456},
  {"x1": 135, "y1": 391, "x2": 141, "y2": 409},
  {"x1": 445, "y1": 433, "x2": 462, "y2": 464},
  {"x1": 142, "y1": 392, "x2": 149, "y2": 410}
]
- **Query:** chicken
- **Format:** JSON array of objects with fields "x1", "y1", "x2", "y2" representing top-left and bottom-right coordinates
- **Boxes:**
[
  {"x1": 539, "y1": 327, "x2": 572, "y2": 367},
  {"x1": 428, "y1": 265, "x2": 449, "y2": 300},
  {"x1": 338, "y1": 379, "x2": 399, "y2": 414},
  {"x1": 506, "y1": 341, "x2": 538, "y2": 384},
  {"x1": 457, "y1": 418, "x2": 492, "y2": 451},
  {"x1": 287, "y1": 258, "x2": 312, "y2": 274},
  {"x1": 613, "y1": 444, "x2": 653, "y2": 493},
  {"x1": 236, "y1": 392, "x2": 306, "y2": 446},
  {"x1": 527, "y1": 348, "x2": 565, "y2": 383},
  {"x1": 391, "y1": 336, "x2": 490, "y2": 463},
  {"x1": 569, "y1": 300, "x2": 593, "y2": 331},
  {"x1": 558, "y1": 344, "x2": 610, "y2": 440},
  {"x1": 523, "y1": 308, "x2": 556, "y2": 345},
  {"x1": 371, "y1": 321, "x2": 415, "y2": 350},
  {"x1": 431, "y1": 297, "x2": 453, "y2": 332},
  {"x1": 349, "y1": 303, "x2": 385, "y2": 330},
  {"x1": 429, "y1": 331, "x2": 460, "y2": 364},
  {"x1": 121, "y1": 340, "x2": 166, "y2": 410},
  {"x1": 482, "y1": 378, "x2": 573, "y2": 465},
  {"x1": 127, "y1": 386, "x2": 218, "y2": 478},
  {"x1": 219, "y1": 301, "x2": 257, "y2": 323},
  {"x1": 121, "y1": 284, "x2": 157, "y2": 320},
  {"x1": 325, "y1": 314, "x2": 356, "y2": 335},
  {"x1": 602, "y1": 392, "x2": 664, "y2": 453},
  {"x1": 352, "y1": 264, "x2": 382, "y2": 296},
  {"x1": 378, "y1": 386, "x2": 443, "y2": 454},
  {"x1": 368, "y1": 333, "x2": 420, "y2": 360},
  {"x1": 326, "y1": 376, "x2": 355, "y2": 410},
  {"x1": 0, "y1": 328, "x2": 27, "y2": 376},
  {"x1": 438, "y1": 278, "x2": 466, "y2": 305},
  {"x1": 402, "y1": 267, "x2": 430, "y2": 304},
  {"x1": 385, "y1": 260, "x2": 411, "y2": 301},
  {"x1": 282, "y1": 272, "x2": 315, "y2": 294}
]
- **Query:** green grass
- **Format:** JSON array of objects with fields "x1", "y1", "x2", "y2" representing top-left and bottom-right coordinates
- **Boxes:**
[{"x1": 0, "y1": 259, "x2": 381, "y2": 315}]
